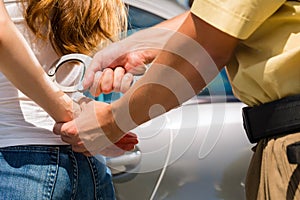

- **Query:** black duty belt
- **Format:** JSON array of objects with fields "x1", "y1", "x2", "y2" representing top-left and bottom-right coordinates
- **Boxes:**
[{"x1": 242, "y1": 94, "x2": 300, "y2": 164}]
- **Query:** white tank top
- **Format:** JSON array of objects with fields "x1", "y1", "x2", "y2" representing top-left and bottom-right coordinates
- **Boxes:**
[{"x1": 0, "y1": 1, "x2": 74, "y2": 147}]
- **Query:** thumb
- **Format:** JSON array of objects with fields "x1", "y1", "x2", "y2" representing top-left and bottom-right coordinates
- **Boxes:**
[
  {"x1": 82, "y1": 63, "x2": 97, "y2": 90},
  {"x1": 53, "y1": 120, "x2": 78, "y2": 136}
]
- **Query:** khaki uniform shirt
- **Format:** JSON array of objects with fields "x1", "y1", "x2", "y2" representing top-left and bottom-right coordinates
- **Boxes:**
[{"x1": 191, "y1": 0, "x2": 300, "y2": 106}]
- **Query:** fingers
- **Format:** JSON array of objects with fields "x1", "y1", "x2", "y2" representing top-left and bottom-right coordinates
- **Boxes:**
[
  {"x1": 113, "y1": 67, "x2": 125, "y2": 92},
  {"x1": 89, "y1": 67, "x2": 134, "y2": 96},
  {"x1": 115, "y1": 132, "x2": 138, "y2": 144},
  {"x1": 90, "y1": 67, "x2": 120, "y2": 96},
  {"x1": 71, "y1": 142, "x2": 88, "y2": 153},
  {"x1": 98, "y1": 133, "x2": 138, "y2": 157},
  {"x1": 82, "y1": 43, "x2": 124, "y2": 90},
  {"x1": 53, "y1": 121, "x2": 82, "y2": 146},
  {"x1": 89, "y1": 71, "x2": 102, "y2": 97},
  {"x1": 53, "y1": 121, "x2": 86, "y2": 154},
  {"x1": 90, "y1": 69, "x2": 111, "y2": 96},
  {"x1": 53, "y1": 121, "x2": 77, "y2": 136},
  {"x1": 100, "y1": 69, "x2": 114, "y2": 94},
  {"x1": 113, "y1": 132, "x2": 138, "y2": 151},
  {"x1": 84, "y1": 50, "x2": 148, "y2": 95},
  {"x1": 82, "y1": 50, "x2": 106, "y2": 90},
  {"x1": 82, "y1": 61, "x2": 98, "y2": 91},
  {"x1": 53, "y1": 103, "x2": 138, "y2": 157},
  {"x1": 114, "y1": 143, "x2": 136, "y2": 151},
  {"x1": 82, "y1": 69, "x2": 96, "y2": 91},
  {"x1": 54, "y1": 121, "x2": 138, "y2": 156},
  {"x1": 99, "y1": 148, "x2": 126, "y2": 157},
  {"x1": 120, "y1": 73, "x2": 133, "y2": 93}
]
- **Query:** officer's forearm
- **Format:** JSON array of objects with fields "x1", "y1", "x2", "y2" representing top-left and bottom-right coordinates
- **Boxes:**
[
  {"x1": 111, "y1": 51, "x2": 206, "y2": 134},
  {"x1": 108, "y1": 12, "x2": 238, "y2": 134}
]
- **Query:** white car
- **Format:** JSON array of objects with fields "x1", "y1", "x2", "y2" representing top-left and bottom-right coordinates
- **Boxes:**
[{"x1": 104, "y1": 1, "x2": 254, "y2": 199}]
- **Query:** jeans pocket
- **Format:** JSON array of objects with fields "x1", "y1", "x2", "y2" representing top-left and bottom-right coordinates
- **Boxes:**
[{"x1": 0, "y1": 146, "x2": 60, "y2": 200}]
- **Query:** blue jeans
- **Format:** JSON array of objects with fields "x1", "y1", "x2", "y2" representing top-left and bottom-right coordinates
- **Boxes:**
[{"x1": 0, "y1": 145, "x2": 115, "y2": 200}]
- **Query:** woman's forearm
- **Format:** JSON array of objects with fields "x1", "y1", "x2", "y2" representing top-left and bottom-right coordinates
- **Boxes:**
[{"x1": 0, "y1": 2, "x2": 73, "y2": 122}]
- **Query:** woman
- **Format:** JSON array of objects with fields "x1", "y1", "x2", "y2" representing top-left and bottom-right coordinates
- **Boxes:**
[{"x1": 0, "y1": 0, "x2": 136, "y2": 199}]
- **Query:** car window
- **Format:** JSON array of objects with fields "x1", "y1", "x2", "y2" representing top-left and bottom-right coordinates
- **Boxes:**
[
  {"x1": 123, "y1": 0, "x2": 186, "y2": 20},
  {"x1": 127, "y1": 6, "x2": 165, "y2": 30},
  {"x1": 198, "y1": 68, "x2": 239, "y2": 102},
  {"x1": 199, "y1": 69, "x2": 233, "y2": 96}
]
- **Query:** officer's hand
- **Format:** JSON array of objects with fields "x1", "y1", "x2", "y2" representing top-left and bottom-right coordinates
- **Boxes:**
[{"x1": 53, "y1": 98, "x2": 127, "y2": 156}]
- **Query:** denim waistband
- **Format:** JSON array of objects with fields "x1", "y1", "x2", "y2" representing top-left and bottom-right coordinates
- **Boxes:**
[{"x1": 0, "y1": 145, "x2": 72, "y2": 154}]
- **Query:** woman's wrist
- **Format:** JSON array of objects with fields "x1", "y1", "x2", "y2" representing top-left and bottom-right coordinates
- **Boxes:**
[{"x1": 62, "y1": 94, "x2": 78, "y2": 120}]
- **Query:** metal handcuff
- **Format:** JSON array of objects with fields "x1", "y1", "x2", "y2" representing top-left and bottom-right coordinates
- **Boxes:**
[
  {"x1": 47, "y1": 53, "x2": 146, "y2": 94},
  {"x1": 48, "y1": 53, "x2": 92, "y2": 93}
]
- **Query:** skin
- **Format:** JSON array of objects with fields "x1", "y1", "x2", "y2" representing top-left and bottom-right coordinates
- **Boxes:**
[
  {"x1": 0, "y1": 1, "x2": 137, "y2": 156},
  {"x1": 0, "y1": 1, "x2": 74, "y2": 122},
  {"x1": 87, "y1": 12, "x2": 190, "y2": 96},
  {"x1": 53, "y1": 11, "x2": 239, "y2": 155}
]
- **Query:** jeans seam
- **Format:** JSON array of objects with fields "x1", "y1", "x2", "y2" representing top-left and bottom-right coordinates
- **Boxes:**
[
  {"x1": 87, "y1": 157, "x2": 101, "y2": 200},
  {"x1": 43, "y1": 147, "x2": 59, "y2": 200},
  {"x1": 68, "y1": 148, "x2": 78, "y2": 200}
]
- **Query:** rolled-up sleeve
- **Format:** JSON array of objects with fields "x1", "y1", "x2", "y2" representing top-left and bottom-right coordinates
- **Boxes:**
[{"x1": 191, "y1": 0, "x2": 285, "y2": 39}]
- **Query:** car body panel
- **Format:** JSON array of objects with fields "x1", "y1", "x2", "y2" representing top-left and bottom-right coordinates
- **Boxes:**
[{"x1": 109, "y1": 97, "x2": 253, "y2": 200}]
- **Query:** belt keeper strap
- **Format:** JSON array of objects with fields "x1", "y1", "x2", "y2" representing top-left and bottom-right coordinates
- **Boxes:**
[
  {"x1": 287, "y1": 142, "x2": 300, "y2": 164},
  {"x1": 242, "y1": 94, "x2": 300, "y2": 143}
]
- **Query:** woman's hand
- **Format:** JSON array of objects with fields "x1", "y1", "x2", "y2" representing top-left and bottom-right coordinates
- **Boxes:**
[{"x1": 53, "y1": 97, "x2": 136, "y2": 156}]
